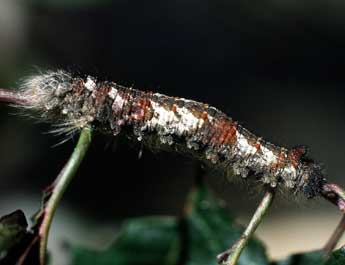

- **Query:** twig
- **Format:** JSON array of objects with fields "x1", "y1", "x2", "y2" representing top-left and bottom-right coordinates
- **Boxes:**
[
  {"x1": 0, "y1": 88, "x2": 28, "y2": 105},
  {"x1": 217, "y1": 188, "x2": 275, "y2": 265},
  {"x1": 322, "y1": 183, "x2": 345, "y2": 256},
  {"x1": 324, "y1": 214, "x2": 345, "y2": 256},
  {"x1": 322, "y1": 183, "x2": 345, "y2": 212},
  {"x1": 38, "y1": 127, "x2": 93, "y2": 265}
]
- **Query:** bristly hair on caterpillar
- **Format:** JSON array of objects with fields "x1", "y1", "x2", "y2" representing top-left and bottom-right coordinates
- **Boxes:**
[
  {"x1": 18, "y1": 70, "x2": 82, "y2": 135},
  {"x1": 7, "y1": 70, "x2": 327, "y2": 199},
  {"x1": 2, "y1": 69, "x2": 345, "y2": 265}
]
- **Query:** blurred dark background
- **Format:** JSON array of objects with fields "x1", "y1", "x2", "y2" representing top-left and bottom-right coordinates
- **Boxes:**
[{"x1": 1, "y1": 0, "x2": 345, "y2": 262}]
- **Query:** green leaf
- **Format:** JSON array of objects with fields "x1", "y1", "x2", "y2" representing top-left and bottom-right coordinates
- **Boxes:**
[
  {"x1": 0, "y1": 210, "x2": 42, "y2": 264},
  {"x1": 184, "y1": 185, "x2": 268, "y2": 265},
  {"x1": 272, "y1": 251, "x2": 325, "y2": 265},
  {"x1": 69, "y1": 184, "x2": 269, "y2": 265},
  {"x1": 326, "y1": 248, "x2": 345, "y2": 265},
  {"x1": 272, "y1": 248, "x2": 345, "y2": 265},
  {"x1": 0, "y1": 210, "x2": 28, "y2": 257},
  {"x1": 71, "y1": 217, "x2": 180, "y2": 265}
]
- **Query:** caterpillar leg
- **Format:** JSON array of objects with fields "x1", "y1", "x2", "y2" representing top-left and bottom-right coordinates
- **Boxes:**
[{"x1": 217, "y1": 188, "x2": 275, "y2": 265}]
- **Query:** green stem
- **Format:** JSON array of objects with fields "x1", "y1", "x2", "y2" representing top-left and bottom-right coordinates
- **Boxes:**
[
  {"x1": 217, "y1": 188, "x2": 275, "y2": 265},
  {"x1": 39, "y1": 127, "x2": 93, "y2": 265}
]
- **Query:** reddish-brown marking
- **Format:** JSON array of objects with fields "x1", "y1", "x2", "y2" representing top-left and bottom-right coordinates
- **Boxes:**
[
  {"x1": 140, "y1": 98, "x2": 150, "y2": 121},
  {"x1": 73, "y1": 80, "x2": 85, "y2": 95},
  {"x1": 219, "y1": 123, "x2": 234, "y2": 145},
  {"x1": 288, "y1": 146, "x2": 307, "y2": 167},
  {"x1": 94, "y1": 84, "x2": 111, "y2": 107},
  {"x1": 172, "y1": 104, "x2": 177, "y2": 113},
  {"x1": 130, "y1": 95, "x2": 154, "y2": 122},
  {"x1": 269, "y1": 150, "x2": 287, "y2": 170},
  {"x1": 254, "y1": 142, "x2": 261, "y2": 151},
  {"x1": 224, "y1": 121, "x2": 238, "y2": 145},
  {"x1": 277, "y1": 151, "x2": 286, "y2": 164},
  {"x1": 144, "y1": 99, "x2": 152, "y2": 119},
  {"x1": 208, "y1": 123, "x2": 220, "y2": 146},
  {"x1": 201, "y1": 111, "x2": 208, "y2": 121},
  {"x1": 130, "y1": 103, "x2": 144, "y2": 121},
  {"x1": 210, "y1": 119, "x2": 229, "y2": 145}
]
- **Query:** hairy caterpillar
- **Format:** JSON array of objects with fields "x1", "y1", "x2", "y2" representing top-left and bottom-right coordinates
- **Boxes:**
[
  {"x1": 8, "y1": 70, "x2": 324, "y2": 198},
  {"x1": 1, "y1": 70, "x2": 345, "y2": 265}
]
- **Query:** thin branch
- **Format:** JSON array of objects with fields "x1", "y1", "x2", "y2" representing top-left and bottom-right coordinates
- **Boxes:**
[
  {"x1": 0, "y1": 88, "x2": 28, "y2": 105},
  {"x1": 324, "y1": 214, "x2": 345, "y2": 256},
  {"x1": 38, "y1": 127, "x2": 93, "y2": 265},
  {"x1": 321, "y1": 183, "x2": 345, "y2": 256},
  {"x1": 322, "y1": 183, "x2": 345, "y2": 212},
  {"x1": 217, "y1": 188, "x2": 275, "y2": 265}
]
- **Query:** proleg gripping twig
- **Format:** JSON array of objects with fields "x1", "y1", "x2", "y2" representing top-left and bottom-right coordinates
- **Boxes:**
[{"x1": 1, "y1": 70, "x2": 345, "y2": 264}]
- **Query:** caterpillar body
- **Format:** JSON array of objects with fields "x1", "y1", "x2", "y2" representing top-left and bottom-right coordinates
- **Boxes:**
[{"x1": 17, "y1": 70, "x2": 325, "y2": 198}]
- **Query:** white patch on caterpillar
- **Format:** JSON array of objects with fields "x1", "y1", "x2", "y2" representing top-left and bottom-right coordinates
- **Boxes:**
[
  {"x1": 108, "y1": 87, "x2": 117, "y2": 99},
  {"x1": 235, "y1": 131, "x2": 257, "y2": 156},
  {"x1": 177, "y1": 106, "x2": 204, "y2": 131},
  {"x1": 84, "y1": 76, "x2": 96, "y2": 91},
  {"x1": 113, "y1": 93, "x2": 125, "y2": 110},
  {"x1": 260, "y1": 145, "x2": 278, "y2": 164},
  {"x1": 147, "y1": 101, "x2": 177, "y2": 132},
  {"x1": 282, "y1": 164, "x2": 298, "y2": 188},
  {"x1": 147, "y1": 97, "x2": 205, "y2": 138}
]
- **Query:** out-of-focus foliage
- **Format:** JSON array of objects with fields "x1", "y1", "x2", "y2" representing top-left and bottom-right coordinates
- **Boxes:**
[
  {"x1": 0, "y1": 210, "x2": 27, "y2": 254},
  {"x1": 0, "y1": 210, "x2": 40, "y2": 265},
  {"x1": 1, "y1": 182, "x2": 345, "y2": 265},
  {"x1": 274, "y1": 249, "x2": 345, "y2": 265},
  {"x1": 69, "y1": 184, "x2": 269, "y2": 265},
  {"x1": 67, "y1": 185, "x2": 345, "y2": 265}
]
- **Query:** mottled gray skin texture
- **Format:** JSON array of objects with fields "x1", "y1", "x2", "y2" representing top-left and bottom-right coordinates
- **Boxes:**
[{"x1": 20, "y1": 71, "x2": 326, "y2": 198}]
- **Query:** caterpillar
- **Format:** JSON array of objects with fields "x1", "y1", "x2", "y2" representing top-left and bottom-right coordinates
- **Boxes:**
[
  {"x1": 8, "y1": 70, "x2": 325, "y2": 198},
  {"x1": 1, "y1": 70, "x2": 344, "y2": 265}
]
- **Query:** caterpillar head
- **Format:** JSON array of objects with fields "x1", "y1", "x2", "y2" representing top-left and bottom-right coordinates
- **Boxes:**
[
  {"x1": 287, "y1": 145, "x2": 326, "y2": 198},
  {"x1": 300, "y1": 159, "x2": 327, "y2": 198}
]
